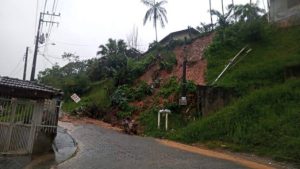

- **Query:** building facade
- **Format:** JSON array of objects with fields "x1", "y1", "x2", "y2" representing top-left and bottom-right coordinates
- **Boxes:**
[{"x1": 270, "y1": 0, "x2": 300, "y2": 26}]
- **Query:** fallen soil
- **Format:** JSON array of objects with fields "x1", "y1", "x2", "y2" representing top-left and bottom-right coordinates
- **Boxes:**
[
  {"x1": 59, "y1": 115, "x2": 122, "y2": 132},
  {"x1": 157, "y1": 140, "x2": 294, "y2": 169},
  {"x1": 138, "y1": 33, "x2": 213, "y2": 85}
]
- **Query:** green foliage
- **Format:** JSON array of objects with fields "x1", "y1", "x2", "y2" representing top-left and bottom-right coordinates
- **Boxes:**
[
  {"x1": 159, "y1": 77, "x2": 180, "y2": 98},
  {"x1": 111, "y1": 82, "x2": 152, "y2": 110},
  {"x1": 186, "y1": 80, "x2": 197, "y2": 93},
  {"x1": 127, "y1": 52, "x2": 156, "y2": 81},
  {"x1": 172, "y1": 79, "x2": 300, "y2": 163},
  {"x1": 134, "y1": 81, "x2": 153, "y2": 100},
  {"x1": 205, "y1": 25, "x2": 300, "y2": 95},
  {"x1": 159, "y1": 50, "x2": 177, "y2": 71},
  {"x1": 116, "y1": 111, "x2": 132, "y2": 119},
  {"x1": 38, "y1": 60, "x2": 91, "y2": 97},
  {"x1": 62, "y1": 79, "x2": 114, "y2": 114}
]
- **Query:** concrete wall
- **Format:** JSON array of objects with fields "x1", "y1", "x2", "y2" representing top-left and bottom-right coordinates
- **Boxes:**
[
  {"x1": 197, "y1": 86, "x2": 235, "y2": 116},
  {"x1": 270, "y1": 0, "x2": 300, "y2": 26}
]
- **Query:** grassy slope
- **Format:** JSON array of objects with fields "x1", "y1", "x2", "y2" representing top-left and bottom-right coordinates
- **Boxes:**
[
  {"x1": 63, "y1": 79, "x2": 114, "y2": 112},
  {"x1": 171, "y1": 26, "x2": 300, "y2": 164}
]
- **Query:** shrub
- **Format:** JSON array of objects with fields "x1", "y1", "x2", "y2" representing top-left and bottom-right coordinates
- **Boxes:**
[
  {"x1": 116, "y1": 111, "x2": 132, "y2": 119},
  {"x1": 159, "y1": 50, "x2": 177, "y2": 71},
  {"x1": 172, "y1": 79, "x2": 300, "y2": 163},
  {"x1": 159, "y1": 77, "x2": 180, "y2": 98}
]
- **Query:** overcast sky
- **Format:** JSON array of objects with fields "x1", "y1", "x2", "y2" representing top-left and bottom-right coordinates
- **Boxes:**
[{"x1": 0, "y1": 0, "x2": 267, "y2": 80}]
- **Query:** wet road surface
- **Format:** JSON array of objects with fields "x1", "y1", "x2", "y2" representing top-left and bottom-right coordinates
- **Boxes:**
[{"x1": 57, "y1": 123, "x2": 247, "y2": 169}]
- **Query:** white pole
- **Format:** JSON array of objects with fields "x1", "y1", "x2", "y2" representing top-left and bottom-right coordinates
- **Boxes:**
[
  {"x1": 165, "y1": 113, "x2": 168, "y2": 131},
  {"x1": 158, "y1": 112, "x2": 160, "y2": 129}
]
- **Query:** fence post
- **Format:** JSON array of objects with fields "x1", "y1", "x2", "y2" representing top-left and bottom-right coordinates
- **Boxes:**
[
  {"x1": 4, "y1": 98, "x2": 17, "y2": 152},
  {"x1": 27, "y1": 100, "x2": 43, "y2": 153}
]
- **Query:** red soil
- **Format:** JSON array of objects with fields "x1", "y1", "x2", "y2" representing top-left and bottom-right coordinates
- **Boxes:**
[{"x1": 138, "y1": 34, "x2": 214, "y2": 85}]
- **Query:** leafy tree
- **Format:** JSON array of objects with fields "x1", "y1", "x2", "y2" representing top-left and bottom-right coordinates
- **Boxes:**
[
  {"x1": 38, "y1": 54, "x2": 90, "y2": 97},
  {"x1": 211, "y1": 8, "x2": 233, "y2": 29},
  {"x1": 141, "y1": 0, "x2": 168, "y2": 42},
  {"x1": 94, "y1": 39, "x2": 130, "y2": 85},
  {"x1": 62, "y1": 52, "x2": 79, "y2": 62},
  {"x1": 232, "y1": 4, "x2": 265, "y2": 22},
  {"x1": 97, "y1": 39, "x2": 127, "y2": 57}
]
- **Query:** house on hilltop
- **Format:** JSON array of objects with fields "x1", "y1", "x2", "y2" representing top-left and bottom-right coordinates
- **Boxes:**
[
  {"x1": 270, "y1": 0, "x2": 300, "y2": 26},
  {"x1": 159, "y1": 27, "x2": 199, "y2": 46}
]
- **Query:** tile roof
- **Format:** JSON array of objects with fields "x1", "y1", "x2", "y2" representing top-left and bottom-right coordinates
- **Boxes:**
[{"x1": 0, "y1": 76, "x2": 62, "y2": 98}]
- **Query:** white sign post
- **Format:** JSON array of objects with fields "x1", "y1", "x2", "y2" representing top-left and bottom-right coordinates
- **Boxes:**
[
  {"x1": 70, "y1": 93, "x2": 81, "y2": 103},
  {"x1": 158, "y1": 109, "x2": 171, "y2": 131}
]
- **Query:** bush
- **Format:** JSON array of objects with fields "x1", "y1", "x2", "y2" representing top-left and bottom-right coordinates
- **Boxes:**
[
  {"x1": 159, "y1": 77, "x2": 180, "y2": 98},
  {"x1": 159, "y1": 50, "x2": 177, "y2": 71},
  {"x1": 135, "y1": 81, "x2": 153, "y2": 100},
  {"x1": 116, "y1": 111, "x2": 132, "y2": 119}
]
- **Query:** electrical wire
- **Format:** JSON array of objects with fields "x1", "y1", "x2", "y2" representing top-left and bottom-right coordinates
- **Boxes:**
[
  {"x1": 9, "y1": 58, "x2": 24, "y2": 77},
  {"x1": 34, "y1": 0, "x2": 39, "y2": 44},
  {"x1": 41, "y1": 55, "x2": 55, "y2": 66}
]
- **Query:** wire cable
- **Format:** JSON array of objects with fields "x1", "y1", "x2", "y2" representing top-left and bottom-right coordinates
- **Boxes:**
[
  {"x1": 9, "y1": 58, "x2": 24, "y2": 77},
  {"x1": 41, "y1": 55, "x2": 55, "y2": 66}
]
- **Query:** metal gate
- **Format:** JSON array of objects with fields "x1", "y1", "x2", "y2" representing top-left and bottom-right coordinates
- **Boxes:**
[{"x1": 0, "y1": 98, "x2": 57, "y2": 155}]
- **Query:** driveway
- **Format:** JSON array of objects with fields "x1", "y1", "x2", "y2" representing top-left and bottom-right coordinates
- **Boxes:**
[{"x1": 57, "y1": 122, "x2": 247, "y2": 169}]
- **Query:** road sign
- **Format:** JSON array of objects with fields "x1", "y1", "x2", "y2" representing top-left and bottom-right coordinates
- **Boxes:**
[{"x1": 71, "y1": 93, "x2": 81, "y2": 103}]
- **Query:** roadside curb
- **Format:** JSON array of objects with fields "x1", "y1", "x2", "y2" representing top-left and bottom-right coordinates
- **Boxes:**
[{"x1": 23, "y1": 126, "x2": 78, "y2": 169}]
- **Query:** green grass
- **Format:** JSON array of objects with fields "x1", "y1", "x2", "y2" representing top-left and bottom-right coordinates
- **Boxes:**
[
  {"x1": 171, "y1": 79, "x2": 300, "y2": 163},
  {"x1": 139, "y1": 106, "x2": 188, "y2": 138},
  {"x1": 206, "y1": 26, "x2": 300, "y2": 94},
  {"x1": 62, "y1": 79, "x2": 114, "y2": 113},
  {"x1": 168, "y1": 25, "x2": 300, "y2": 165}
]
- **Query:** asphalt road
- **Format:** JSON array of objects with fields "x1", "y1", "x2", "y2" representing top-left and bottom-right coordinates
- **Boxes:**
[{"x1": 58, "y1": 123, "x2": 247, "y2": 169}]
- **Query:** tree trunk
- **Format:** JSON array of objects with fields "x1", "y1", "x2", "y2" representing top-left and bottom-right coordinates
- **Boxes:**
[
  {"x1": 232, "y1": 0, "x2": 236, "y2": 22},
  {"x1": 221, "y1": 0, "x2": 224, "y2": 16},
  {"x1": 209, "y1": 0, "x2": 214, "y2": 30},
  {"x1": 155, "y1": 24, "x2": 158, "y2": 42}
]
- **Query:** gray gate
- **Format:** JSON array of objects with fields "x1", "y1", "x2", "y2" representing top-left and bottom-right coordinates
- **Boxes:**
[{"x1": 0, "y1": 98, "x2": 57, "y2": 155}]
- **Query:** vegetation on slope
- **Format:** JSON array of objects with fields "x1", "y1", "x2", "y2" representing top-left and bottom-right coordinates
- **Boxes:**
[
  {"x1": 169, "y1": 5, "x2": 300, "y2": 164},
  {"x1": 171, "y1": 79, "x2": 300, "y2": 163}
]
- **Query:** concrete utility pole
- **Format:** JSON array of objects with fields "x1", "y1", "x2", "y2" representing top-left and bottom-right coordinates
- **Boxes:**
[
  {"x1": 30, "y1": 12, "x2": 60, "y2": 81},
  {"x1": 182, "y1": 38, "x2": 188, "y2": 98},
  {"x1": 23, "y1": 47, "x2": 29, "y2": 81}
]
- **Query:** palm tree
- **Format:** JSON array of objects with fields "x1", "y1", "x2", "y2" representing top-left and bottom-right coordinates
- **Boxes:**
[
  {"x1": 232, "y1": 0, "x2": 237, "y2": 22},
  {"x1": 141, "y1": 0, "x2": 168, "y2": 42},
  {"x1": 221, "y1": 0, "x2": 224, "y2": 16}
]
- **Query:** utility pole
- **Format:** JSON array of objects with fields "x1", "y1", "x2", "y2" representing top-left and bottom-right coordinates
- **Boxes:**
[
  {"x1": 179, "y1": 37, "x2": 188, "y2": 106},
  {"x1": 23, "y1": 47, "x2": 29, "y2": 81},
  {"x1": 30, "y1": 12, "x2": 60, "y2": 81}
]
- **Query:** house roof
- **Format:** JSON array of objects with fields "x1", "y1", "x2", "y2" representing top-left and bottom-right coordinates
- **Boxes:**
[
  {"x1": 0, "y1": 76, "x2": 62, "y2": 100},
  {"x1": 159, "y1": 27, "x2": 200, "y2": 44}
]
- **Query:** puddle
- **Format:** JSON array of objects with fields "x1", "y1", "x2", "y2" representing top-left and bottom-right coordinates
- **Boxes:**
[
  {"x1": 53, "y1": 127, "x2": 77, "y2": 163},
  {"x1": 26, "y1": 127, "x2": 77, "y2": 169}
]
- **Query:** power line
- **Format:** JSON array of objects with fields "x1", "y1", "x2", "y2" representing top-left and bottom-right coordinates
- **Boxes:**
[
  {"x1": 30, "y1": 12, "x2": 60, "y2": 81},
  {"x1": 9, "y1": 57, "x2": 24, "y2": 77},
  {"x1": 41, "y1": 54, "x2": 55, "y2": 66},
  {"x1": 54, "y1": 41, "x2": 93, "y2": 47}
]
